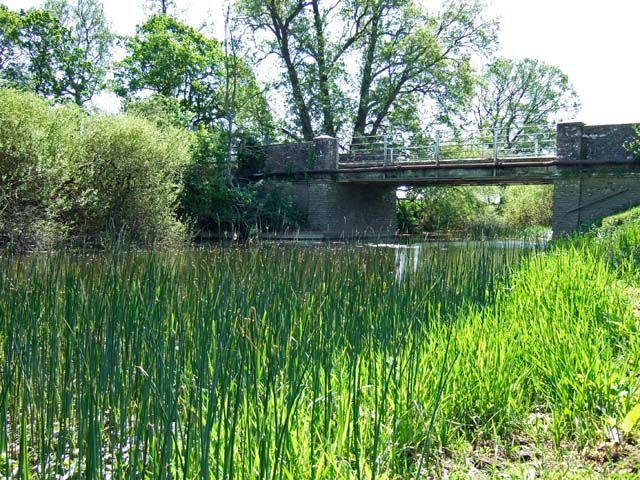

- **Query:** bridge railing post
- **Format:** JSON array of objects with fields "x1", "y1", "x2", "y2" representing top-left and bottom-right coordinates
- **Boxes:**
[
  {"x1": 383, "y1": 134, "x2": 389, "y2": 166},
  {"x1": 435, "y1": 132, "x2": 440, "y2": 165},
  {"x1": 493, "y1": 128, "x2": 498, "y2": 164}
]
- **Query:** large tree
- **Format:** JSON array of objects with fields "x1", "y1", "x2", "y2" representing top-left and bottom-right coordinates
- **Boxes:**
[
  {"x1": 0, "y1": 2, "x2": 111, "y2": 105},
  {"x1": 114, "y1": 14, "x2": 270, "y2": 133},
  {"x1": 43, "y1": 0, "x2": 113, "y2": 105},
  {"x1": 0, "y1": 5, "x2": 21, "y2": 72},
  {"x1": 238, "y1": 0, "x2": 497, "y2": 140},
  {"x1": 144, "y1": 0, "x2": 177, "y2": 16},
  {"x1": 470, "y1": 57, "x2": 580, "y2": 148}
]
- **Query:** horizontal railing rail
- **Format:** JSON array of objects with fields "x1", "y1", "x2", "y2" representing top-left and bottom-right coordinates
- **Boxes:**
[{"x1": 340, "y1": 124, "x2": 557, "y2": 167}]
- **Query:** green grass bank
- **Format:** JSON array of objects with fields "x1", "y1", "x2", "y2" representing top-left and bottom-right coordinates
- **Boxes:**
[{"x1": 1, "y1": 212, "x2": 640, "y2": 478}]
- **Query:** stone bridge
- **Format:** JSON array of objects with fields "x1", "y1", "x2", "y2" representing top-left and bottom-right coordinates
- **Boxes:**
[{"x1": 256, "y1": 122, "x2": 640, "y2": 239}]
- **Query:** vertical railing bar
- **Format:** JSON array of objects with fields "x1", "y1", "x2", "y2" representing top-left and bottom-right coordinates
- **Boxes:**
[{"x1": 383, "y1": 134, "x2": 388, "y2": 166}]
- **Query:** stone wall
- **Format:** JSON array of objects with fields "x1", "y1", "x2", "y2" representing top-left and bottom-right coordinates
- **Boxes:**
[
  {"x1": 583, "y1": 124, "x2": 639, "y2": 161},
  {"x1": 553, "y1": 169, "x2": 640, "y2": 236},
  {"x1": 557, "y1": 122, "x2": 640, "y2": 162},
  {"x1": 276, "y1": 180, "x2": 397, "y2": 238},
  {"x1": 266, "y1": 137, "x2": 397, "y2": 238},
  {"x1": 553, "y1": 122, "x2": 640, "y2": 237},
  {"x1": 264, "y1": 136, "x2": 338, "y2": 174}
]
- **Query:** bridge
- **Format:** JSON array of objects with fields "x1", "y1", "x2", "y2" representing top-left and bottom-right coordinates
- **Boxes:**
[{"x1": 257, "y1": 122, "x2": 640, "y2": 239}]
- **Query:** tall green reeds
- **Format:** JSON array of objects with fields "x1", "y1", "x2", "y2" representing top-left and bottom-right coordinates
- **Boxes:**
[{"x1": 0, "y1": 233, "x2": 638, "y2": 477}]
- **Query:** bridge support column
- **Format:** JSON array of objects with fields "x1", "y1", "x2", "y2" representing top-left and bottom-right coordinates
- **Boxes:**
[
  {"x1": 552, "y1": 172, "x2": 640, "y2": 238},
  {"x1": 552, "y1": 122, "x2": 640, "y2": 237},
  {"x1": 265, "y1": 136, "x2": 397, "y2": 239},
  {"x1": 282, "y1": 180, "x2": 397, "y2": 239}
]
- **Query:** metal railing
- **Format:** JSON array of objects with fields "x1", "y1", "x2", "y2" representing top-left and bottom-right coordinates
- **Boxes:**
[{"x1": 340, "y1": 124, "x2": 557, "y2": 167}]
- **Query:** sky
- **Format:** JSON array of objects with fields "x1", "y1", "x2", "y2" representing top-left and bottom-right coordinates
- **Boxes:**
[{"x1": 5, "y1": 0, "x2": 640, "y2": 125}]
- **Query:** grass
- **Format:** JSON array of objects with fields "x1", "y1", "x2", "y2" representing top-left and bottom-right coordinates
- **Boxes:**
[{"x1": 1, "y1": 218, "x2": 640, "y2": 478}]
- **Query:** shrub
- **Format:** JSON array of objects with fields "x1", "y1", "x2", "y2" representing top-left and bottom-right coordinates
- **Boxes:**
[
  {"x1": 501, "y1": 185, "x2": 552, "y2": 229},
  {"x1": 70, "y1": 114, "x2": 191, "y2": 244},
  {"x1": 0, "y1": 89, "x2": 81, "y2": 248},
  {"x1": 397, "y1": 187, "x2": 487, "y2": 234},
  {"x1": 0, "y1": 88, "x2": 191, "y2": 248}
]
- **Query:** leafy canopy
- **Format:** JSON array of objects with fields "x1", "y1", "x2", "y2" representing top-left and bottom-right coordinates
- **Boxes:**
[
  {"x1": 469, "y1": 57, "x2": 580, "y2": 146},
  {"x1": 238, "y1": 0, "x2": 497, "y2": 140},
  {"x1": 115, "y1": 14, "x2": 270, "y2": 135},
  {"x1": 0, "y1": 2, "x2": 112, "y2": 105}
]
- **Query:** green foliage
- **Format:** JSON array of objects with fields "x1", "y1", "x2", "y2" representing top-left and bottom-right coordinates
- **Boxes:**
[
  {"x1": 180, "y1": 160, "x2": 304, "y2": 236},
  {"x1": 124, "y1": 93, "x2": 193, "y2": 130},
  {"x1": 69, "y1": 113, "x2": 191, "y2": 244},
  {"x1": 43, "y1": 0, "x2": 113, "y2": 104},
  {"x1": 501, "y1": 185, "x2": 553, "y2": 229},
  {"x1": 235, "y1": 133, "x2": 266, "y2": 178},
  {"x1": 0, "y1": 88, "x2": 190, "y2": 248},
  {"x1": 115, "y1": 14, "x2": 224, "y2": 126},
  {"x1": 0, "y1": 5, "x2": 21, "y2": 72},
  {"x1": 239, "y1": 0, "x2": 497, "y2": 139},
  {"x1": 398, "y1": 185, "x2": 553, "y2": 237},
  {"x1": 0, "y1": 3, "x2": 112, "y2": 105},
  {"x1": 0, "y1": 88, "x2": 80, "y2": 247},
  {"x1": 115, "y1": 14, "x2": 271, "y2": 134},
  {"x1": 469, "y1": 57, "x2": 579, "y2": 145},
  {"x1": 624, "y1": 125, "x2": 640, "y2": 158},
  {"x1": 397, "y1": 187, "x2": 487, "y2": 233}
]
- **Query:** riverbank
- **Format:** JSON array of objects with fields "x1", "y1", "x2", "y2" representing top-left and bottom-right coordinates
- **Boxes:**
[{"x1": 431, "y1": 208, "x2": 640, "y2": 477}]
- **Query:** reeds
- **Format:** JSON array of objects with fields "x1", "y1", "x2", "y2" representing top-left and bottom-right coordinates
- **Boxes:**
[{"x1": 0, "y1": 234, "x2": 638, "y2": 477}]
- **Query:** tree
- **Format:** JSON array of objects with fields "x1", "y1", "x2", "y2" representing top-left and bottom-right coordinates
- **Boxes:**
[
  {"x1": 144, "y1": 0, "x2": 177, "y2": 16},
  {"x1": 115, "y1": 14, "x2": 270, "y2": 133},
  {"x1": 238, "y1": 0, "x2": 497, "y2": 140},
  {"x1": 0, "y1": 8, "x2": 70, "y2": 97},
  {"x1": 351, "y1": 0, "x2": 495, "y2": 138},
  {"x1": 43, "y1": 0, "x2": 113, "y2": 104},
  {"x1": 0, "y1": 5, "x2": 21, "y2": 72},
  {"x1": 0, "y1": 3, "x2": 111, "y2": 105},
  {"x1": 470, "y1": 57, "x2": 580, "y2": 148},
  {"x1": 114, "y1": 14, "x2": 225, "y2": 126}
]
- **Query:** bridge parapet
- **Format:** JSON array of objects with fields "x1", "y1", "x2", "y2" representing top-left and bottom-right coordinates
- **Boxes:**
[
  {"x1": 264, "y1": 136, "x2": 338, "y2": 175},
  {"x1": 557, "y1": 122, "x2": 639, "y2": 163}
]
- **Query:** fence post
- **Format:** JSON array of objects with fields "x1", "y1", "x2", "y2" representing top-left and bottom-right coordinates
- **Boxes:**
[
  {"x1": 493, "y1": 127, "x2": 498, "y2": 164},
  {"x1": 435, "y1": 131, "x2": 440, "y2": 165},
  {"x1": 383, "y1": 134, "x2": 388, "y2": 166}
]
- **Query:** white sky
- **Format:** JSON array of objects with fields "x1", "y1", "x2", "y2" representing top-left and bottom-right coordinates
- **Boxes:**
[{"x1": 5, "y1": 0, "x2": 640, "y2": 125}]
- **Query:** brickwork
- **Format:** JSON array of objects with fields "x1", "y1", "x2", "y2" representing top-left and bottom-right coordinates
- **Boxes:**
[
  {"x1": 264, "y1": 136, "x2": 338, "y2": 174},
  {"x1": 552, "y1": 122, "x2": 640, "y2": 237},
  {"x1": 557, "y1": 122, "x2": 640, "y2": 162},
  {"x1": 276, "y1": 180, "x2": 397, "y2": 238},
  {"x1": 553, "y1": 170, "x2": 640, "y2": 236}
]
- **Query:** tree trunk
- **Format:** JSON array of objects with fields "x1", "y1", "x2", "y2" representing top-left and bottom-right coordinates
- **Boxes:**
[
  {"x1": 353, "y1": 8, "x2": 381, "y2": 138},
  {"x1": 312, "y1": 0, "x2": 334, "y2": 136}
]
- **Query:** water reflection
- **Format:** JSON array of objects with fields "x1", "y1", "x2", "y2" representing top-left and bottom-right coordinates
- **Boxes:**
[
  {"x1": 393, "y1": 245, "x2": 421, "y2": 282},
  {"x1": 383, "y1": 239, "x2": 547, "y2": 283}
]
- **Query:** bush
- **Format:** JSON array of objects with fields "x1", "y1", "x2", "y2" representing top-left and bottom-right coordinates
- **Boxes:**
[
  {"x1": 397, "y1": 187, "x2": 487, "y2": 234},
  {"x1": 501, "y1": 185, "x2": 552, "y2": 229},
  {"x1": 0, "y1": 89, "x2": 81, "y2": 248},
  {"x1": 70, "y1": 114, "x2": 191, "y2": 244},
  {"x1": 0, "y1": 88, "x2": 191, "y2": 248}
]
